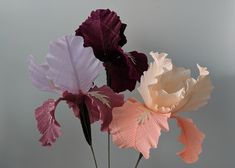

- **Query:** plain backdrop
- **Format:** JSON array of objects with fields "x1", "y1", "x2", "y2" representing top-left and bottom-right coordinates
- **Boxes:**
[{"x1": 0, "y1": 0, "x2": 234, "y2": 168}]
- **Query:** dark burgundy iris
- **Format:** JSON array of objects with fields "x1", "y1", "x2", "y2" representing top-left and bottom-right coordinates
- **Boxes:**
[{"x1": 76, "y1": 9, "x2": 148, "y2": 92}]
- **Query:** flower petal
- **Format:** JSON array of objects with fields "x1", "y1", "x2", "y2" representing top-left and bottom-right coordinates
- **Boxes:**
[
  {"x1": 138, "y1": 52, "x2": 172, "y2": 109},
  {"x1": 75, "y1": 9, "x2": 127, "y2": 62},
  {"x1": 173, "y1": 116, "x2": 205, "y2": 163},
  {"x1": 107, "y1": 49, "x2": 148, "y2": 92},
  {"x1": 35, "y1": 99, "x2": 62, "y2": 146},
  {"x1": 173, "y1": 64, "x2": 213, "y2": 113},
  {"x1": 46, "y1": 35, "x2": 103, "y2": 94},
  {"x1": 110, "y1": 98, "x2": 170, "y2": 159},
  {"x1": 28, "y1": 55, "x2": 60, "y2": 93},
  {"x1": 86, "y1": 85, "x2": 124, "y2": 131}
]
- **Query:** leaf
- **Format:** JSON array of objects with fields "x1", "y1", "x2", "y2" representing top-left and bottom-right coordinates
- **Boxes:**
[
  {"x1": 28, "y1": 56, "x2": 60, "y2": 93},
  {"x1": 174, "y1": 116, "x2": 205, "y2": 163},
  {"x1": 138, "y1": 51, "x2": 172, "y2": 110},
  {"x1": 45, "y1": 35, "x2": 103, "y2": 94},
  {"x1": 110, "y1": 98, "x2": 170, "y2": 159},
  {"x1": 35, "y1": 99, "x2": 62, "y2": 146},
  {"x1": 79, "y1": 102, "x2": 92, "y2": 146},
  {"x1": 75, "y1": 9, "x2": 127, "y2": 62},
  {"x1": 86, "y1": 85, "x2": 124, "y2": 131}
]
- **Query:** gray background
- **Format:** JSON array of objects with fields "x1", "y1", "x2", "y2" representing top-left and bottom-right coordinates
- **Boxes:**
[{"x1": 0, "y1": 0, "x2": 234, "y2": 168}]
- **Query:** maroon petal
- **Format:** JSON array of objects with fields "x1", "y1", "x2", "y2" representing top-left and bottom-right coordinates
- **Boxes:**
[
  {"x1": 127, "y1": 51, "x2": 148, "y2": 80},
  {"x1": 105, "y1": 48, "x2": 148, "y2": 92},
  {"x1": 62, "y1": 91, "x2": 98, "y2": 123},
  {"x1": 85, "y1": 85, "x2": 124, "y2": 131},
  {"x1": 75, "y1": 9, "x2": 127, "y2": 62},
  {"x1": 35, "y1": 99, "x2": 62, "y2": 146},
  {"x1": 118, "y1": 23, "x2": 127, "y2": 47}
]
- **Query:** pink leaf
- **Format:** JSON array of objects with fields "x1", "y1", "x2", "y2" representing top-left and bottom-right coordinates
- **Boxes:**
[
  {"x1": 174, "y1": 116, "x2": 205, "y2": 163},
  {"x1": 110, "y1": 98, "x2": 170, "y2": 159},
  {"x1": 46, "y1": 35, "x2": 103, "y2": 94},
  {"x1": 35, "y1": 99, "x2": 62, "y2": 146},
  {"x1": 86, "y1": 85, "x2": 124, "y2": 131}
]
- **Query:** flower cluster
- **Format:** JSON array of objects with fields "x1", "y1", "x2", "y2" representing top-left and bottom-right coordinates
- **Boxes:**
[{"x1": 29, "y1": 9, "x2": 213, "y2": 167}]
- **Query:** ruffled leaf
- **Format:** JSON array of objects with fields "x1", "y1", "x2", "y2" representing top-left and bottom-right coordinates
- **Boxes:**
[
  {"x1": 35, "y1": 99, "x2": 61, "y2": 146},
  {"x1": 110, "y1": 98, "x2": 170, "y2": 159},
  {"x1": 174, "y1": 116, "x2": 205, "y2": 163},
  {"x1": 46, "y1": 35, "x2": 103, "y2": 94},
  {"x1": 76, "y1": 9, "x2": 127, "y2": 62},
  {"x1": 86, "y1": 85, "x2": 124, "y2": 131}
]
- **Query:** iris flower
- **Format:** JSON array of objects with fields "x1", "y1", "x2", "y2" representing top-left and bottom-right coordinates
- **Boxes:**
[
  {"x1": 75, "y1": 9, "x2": 148, "y2": 92},
  {"x1": 29, "y1": 35, "x2": 124, "y2": 146},
  {"x1": 110, "y1": 52, "x2": 213, "y2": 163}
]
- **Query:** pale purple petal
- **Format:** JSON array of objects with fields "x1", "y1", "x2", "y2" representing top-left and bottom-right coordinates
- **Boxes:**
[
  {"x1": 46, "y1": 35, "x2": 103, "y2": 94},
  {"x1": 28, "y1": 55, "x2": 59, "y2": 93}
]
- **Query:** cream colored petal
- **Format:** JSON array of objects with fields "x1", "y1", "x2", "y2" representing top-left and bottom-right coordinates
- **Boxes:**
[
  {"x1": 173, "y1": 65, "x2": 213, "y2": 113},
  {"x1": 138, "y1": 51, "x2": 173, "y2": 109},
  {"x1": 153, "y1": 88, "x2": 185, "y2": 110},
  {"x1": 155, "y1": 66, "x2": 191, "y2": 93},
  {"x1": 150, "y1": 51, "x2": 173, "y2": 75},
  {"x1": 197, "y1": 64, "x2": 209, "y2": 76}
]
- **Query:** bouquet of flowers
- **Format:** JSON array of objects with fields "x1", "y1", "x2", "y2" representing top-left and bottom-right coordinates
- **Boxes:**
[{"x1": 28, "y1": 9, "x2": 213, "y2": 168}]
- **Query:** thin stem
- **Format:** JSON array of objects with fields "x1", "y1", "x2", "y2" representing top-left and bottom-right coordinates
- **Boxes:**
[
  {"x1": 108, "y1": 133, "x2": 111, "y2": 168},
  {"x1": 106, "y1": 69, "x2": 112, "y2": 168},
  {"x1": 134, "y1": 153, "x2": 143, "y2": 168},
  {"x1": 90, "y1": 145, "x2": 99, "y2": 168}
]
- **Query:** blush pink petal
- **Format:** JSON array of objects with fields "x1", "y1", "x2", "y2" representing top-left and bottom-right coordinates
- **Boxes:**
[
  {"x1": 174, "y1": 116, "x2": 205, "y2": 164},
  {"x1": 86, "y1": 85, "x2": 124, "y2": 131},
  {"x1": 110, "y1": 98, "x2": 170, "y2": 159},
  {"x1": 35, "y1": 99, "x2": 62, "y2": 146}
]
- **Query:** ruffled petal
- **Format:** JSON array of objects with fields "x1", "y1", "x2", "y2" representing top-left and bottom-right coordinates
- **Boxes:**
[
  {"x1": 172, "y1": 64, "x2": 213, "y2": 113},
  {"x1": 106, "y1": 49, "x2": 148, "y2": 92},
  {"x1": 35, "y1": 99, "x2": 62, "y2": 146},
  {"x1": 110, "y1": 98, "x2": 170, "y2": 159},
  {"x1": 173, "y1": 116, "x2": 205, "y2": 163},
  {"x1": 28, "y1": 55, "x2": 60, "y2": 93},
  {"x1": 86, "y1": 85, "x2": 124, "y2": 131},
  {"x1": 46, "y1": 35, "x2": 103, "y2": 94},
  {"x1": 75, "y1": 9, "x2": 127, "y2": 62},
  {"x1": 138, "y1": 52, "x2": 172, "y2": 109}
]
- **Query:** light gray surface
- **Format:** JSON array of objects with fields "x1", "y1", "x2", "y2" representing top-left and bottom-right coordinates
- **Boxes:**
[{"x1": 0, "y1": 0, "x2": 234, "y2": 168}]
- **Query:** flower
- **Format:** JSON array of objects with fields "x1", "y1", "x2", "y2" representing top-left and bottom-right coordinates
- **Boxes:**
[
  {"x1": 75, "y1": 9, "x2": 148, "y2": 92},
  {"x1": 110, "y1": 52, "x2": 213, "y2": 163},
  {"x1": 29, "y1": 35, "x2": 124, "y2": 146}
]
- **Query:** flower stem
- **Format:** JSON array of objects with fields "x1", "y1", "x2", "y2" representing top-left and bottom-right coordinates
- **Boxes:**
[
  {"x1": 90, "y1": 145, "x2": 99, "y2": 168},
  {"x1": 106, "y1": 69, "x2": 112, "y2": 168},
  {"x1": 108, "y1": 133, "x2": 111, "y2": 168},
  {"x1": 134, "y1": 153, "x2": 143, "y2": 168}
]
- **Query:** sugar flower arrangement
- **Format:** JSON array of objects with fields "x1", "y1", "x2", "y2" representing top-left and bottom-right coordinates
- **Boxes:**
[{"x1": 29, "y1": 9, "x2": 213, "y2": 168}]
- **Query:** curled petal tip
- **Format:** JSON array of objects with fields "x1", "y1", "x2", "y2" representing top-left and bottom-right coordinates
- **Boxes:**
[{"x1": 197, "y1": 64, "x2": 209, "y2": 76}]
